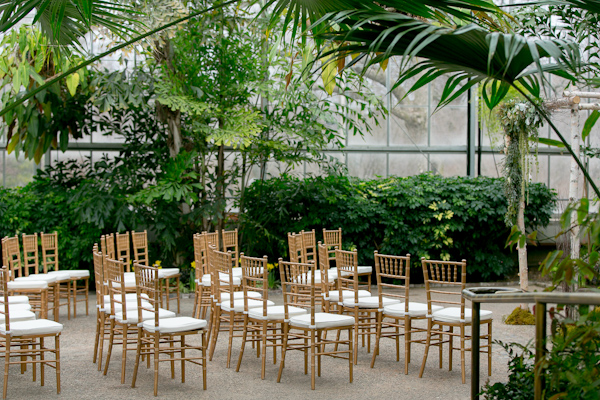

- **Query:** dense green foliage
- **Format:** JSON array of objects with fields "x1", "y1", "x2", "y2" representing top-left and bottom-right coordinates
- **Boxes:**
[{"x1": 240, "y1": 173, "x2": 556, "y2": 281}]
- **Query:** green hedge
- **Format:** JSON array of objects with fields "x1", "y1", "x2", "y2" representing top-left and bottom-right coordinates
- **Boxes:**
[{"x1": 239, "y1": 173, "x2": 556, "y2": 281}]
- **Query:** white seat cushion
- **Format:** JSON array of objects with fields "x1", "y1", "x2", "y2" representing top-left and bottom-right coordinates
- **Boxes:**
[
  {"x1": 115, "y1": 308, "x2": 176, "y2": 324},
  {"x1": 0, "y1": 319, "x2": 63, "y2": 336},
  {"x1": 289, "y1": 312, "x2": 355, "y2": 329},
  {"x1": 143, "y1": 317, "x2": 207, "y2": 334},
  {"x1": 201, "y1": 273, "x2": 241, "y2": 287},
  {"x1": 103, "y1": 293, "x2": 148, "y2": 304},
  {"x1": 220, "y1": 291, "x2": 261, "y2": 302},
  {"x1": 158, "y1": 268, "x2": 180, "y2": 278},
  {"x1": 340, "y1": 266, "x2": 373, "y2": 276},
  {"x1": 220, "y1": 299, "x2": 274, "y2": 312},
  {"x1": 232, "y1": 268, "x2": 244, "y2": 277},
  {"x1": 15, "y1": 274, "x2": 58, "y2": 283},
  {"x1": 124, "y1": 272, "x2": 136, "y2": 279},
  {"x1": 294, "y1": 271, "x2": 335, "y2": 284},
  {"x1": 248, "y1": 305, "x2": 307, "y2": 321},
  {"x1": 104, "y1": 300, "x2": 152, "y2": 314},
  {"x1": 343, "y1": 296, "x2": 400, "y2": 308},
  {"x1": 3, "y1": 303, "x2": 32, "y2": 312},
  {"x1": 323, "y1": 290, "x2": 371, "y2": 302},
  {"x1": 432, "y1": 307, "x2": 493, "y2": 323},
  {"x1": 0, "y1": 296, "x2": 29, "y2": 304},
  {"x1": 8, "y1": 280, "x2": 49, "y2": 289},
  {"x1": 384, "y1": 302, "x2": 443, "y2": 318},
  {"x1": 68, "y1": 270, "x2": 90, "y2": 279},
  {"x1": 0, "y1": 309, "x2": 36, "y2": 322},
  {"x1": 46, "y1": 271, "x2": 73, "y2": 281}
]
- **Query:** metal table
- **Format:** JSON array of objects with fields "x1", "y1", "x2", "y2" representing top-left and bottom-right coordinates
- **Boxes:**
[{"x1": 462, "y1": 288, "x2": 600, "y2": 400}]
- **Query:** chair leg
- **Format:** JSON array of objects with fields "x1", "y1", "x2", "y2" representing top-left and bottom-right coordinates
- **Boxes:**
[
  {"x1": 40, "y1": 337, "x2": 45, "y2": 386},
  {"x1": 310, "y1": 330, "x2": 316, "y2": 390},
  {"x1": 55, "y1": 335, "x2": 61, "y2": 394},
  {"x1": 405, "y1": 317, "x2": 411, "y2": 374},
  {"x1": 419, "y1": 319, "x2": 433, "y2": 378},
  {"x1": 277, "y1": 323, "x2": 288, "y2": 383},
  {"x1": 261, "y1": 321, "x2": 268, "y2": 380},
  {"x1": 153, "y1": 334, "x2": 160, "y2": 397},
  {"x1": 103, "y1": 320, "x2": 116, "y2": 375},
  {"x1": 121, "y1": 325, "x2": 128, "y2": 384},
  {"x1": 131, "y1": 328, "x2": 142, "y2": 388},
  {"x1": 4, "y1": 337, "x2": 10, "y2": 400},
  {"x1": 448, "y1": 326, "x2": 454, "y2": 371},
  {"x1": 370, "y1": 312, "x2": 382, "y2": 368},
  {"x1": 181, "y1": 335, "x2": 186, "y2": 383},
  {"x1": 226, "y1": 312, "x2": 235, "y2": 368},
  {"x1": 460, "y1": 324, "x2": 466, "y2": 384},
  {"x1": 235, "y1": 316, "x2": 249, "y2": 372},
  {"x1": 93, "y1": 313, "x2": 101, "y2": 364},
  {"x1": 488, "y1": 321, "x2": 493, "y2": 376}
]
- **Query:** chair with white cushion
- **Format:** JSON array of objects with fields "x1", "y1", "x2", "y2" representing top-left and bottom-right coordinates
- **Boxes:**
[
  {"x1": 103, "y1": 258, "x2": 175, "y2": 384},
  {"x1": 3, "y1": 236, "x2": 51, "y2": 320},
  {"x1": 418, "y1": 258, "x2": 493, "y2": 384},
  {"x1": 236, "y1": 253, "x2": 299, "y2": 379},
  {"x1": 0, "y1": 266, "x2": 62, "y2": 399},
  {"x1": 131, "y1": 263, "x2": 208, "y2": 396},
  {"x1": 318, "y1": 242, "x2": 358, "y2": 313},
  {"x1": 208, "y1": 247, "x2": 270, "y2": 367},
  {"x1": 370, "y1": 252, "x2": 442, "y2": 373},
  {"x1": 336, "y1": 248, "x2": 397, "y2": 364},
  {"x1": 277, "y1": 258, "x2": 354, "y2": 390},
  {"x1": 192, "y1": 233, "x2": 211, "y2": 319}
]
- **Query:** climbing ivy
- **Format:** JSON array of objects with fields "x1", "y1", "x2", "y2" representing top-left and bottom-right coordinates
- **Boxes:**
[{"x1": 498, "y1": 99, "x2": 547, "y2": 226}]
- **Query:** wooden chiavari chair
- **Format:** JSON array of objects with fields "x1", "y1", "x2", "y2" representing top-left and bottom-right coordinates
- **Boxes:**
[
  {"x1": 287, "y1": 232, "x2": 304, "y2": 263},
  {"x1": 418, "y1": 258, "x2": 493, "y2": 384},
  {"x1": 131, "y1": 263, "x2": 208, "y2": 397},
  {"x1": 322, "y1": 228, "x2": 342, "y2": 265},
  {"x1": 3, "y1": 236, "x2": 52, "y2": 320},
  {"x1": 336, "y1": 248, "x2": 399, "y2": 364},
  {"x1": 301, "y1": 229, "x2": 317, "y2": 264},
  {"x1": 115, "y1": 232, "x2": 131, "y2": 272},
  {"x1": 131, "y1": 230, "x2": 148, "y2": 265},
  {"x1": 41, "y1": 232, "x2": 90, "y2": 318},
  {"x1": 222, "y1": 228, "x2": 239, "y2": 265},
  {"x1": 104, "y1": 257, "x2": 175, "y2": 383},
  {"x1": 208, "y1": 246, "x2": 271, "y2": 367},
  {"x1": 277, "y1": 258, "x2": 355, "y2": 390},
  {"x1": 370, "y1": 252, "x2": 442, "y2": 373},
  {"x1": 92, "y1": 244, "x2": 108, "y2": 371},
  {"x1": 235, "y1": 253, "x2": 299, "y2": 379},
  {"x1": 0, "y1": 266, "x2": 62, "y2": 399},
  {"x1": 193, "y1": 233, "x2": 212, "y2": 319}
]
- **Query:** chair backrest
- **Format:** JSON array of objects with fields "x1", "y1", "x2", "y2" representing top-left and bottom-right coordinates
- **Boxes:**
[
  {"x1": 131, "y1": 230, "x2": 148, "y2": 265},
  {"x1": 92, "y1": 245, "x2": 105, "y2": 310},
  {"x1": 40, "y1": 231, "x2": 59, "y2": 273},
  {"x1": 203, "y1": 231, "x2": 219, "y2": 249},
  {"x1": 222, "y1": 229, "x2": 239, "y2": 265},
  {"x1": 115, "y1": 232, "x2": 131, "y2": 272},
  {"x1": 134, "y1": 262, "x2": 160, "y2": 329},
  {"x1": 279, "y1": 258, "x2": 316, "y2": 320},
  {"x1": 240, "y1": 253, "x2": 269, "y2": 315},
  {"x1": 22, "y1": 233, "x2": 39, "y2": 276},
  {"x1": 301, "y1": 229, "x2": 316, "y2": 264},
  {"x1": 0, "y1": 267, "x2": 11, "y2": 330},
  {"x1": 323, "y1": 228, "x2": 342, "y2": 262},
  {"x1": 103, "y1": 233, "x2": 116, "y2": 260},
  {"x1": 421, "y1": 258, "x2": 467, "y2": 317},
  {"x1": 208, "y1": 246, "x2": 235, "y2": 308},
  {"x1": 287, "y1": 232, "x2": 304, "y2": 263},
  {"x1": 317, "y1": 242, "x2": 334, "y2": 297},
  {"x1": 3, "y1": 236, "x2": 23, "y2": 279},
  {"x1": 335, "y1": 248, "x2": 359, "y2": 297},
  {"x1": 374, "y1": 252, "x2": 411, "y2": 310},
  {"x1": 105, "y1": 257, "x2": 128, "y2": 318}
]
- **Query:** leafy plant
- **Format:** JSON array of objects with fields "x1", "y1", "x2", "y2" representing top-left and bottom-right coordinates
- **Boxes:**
[
  {"x1": 480, "y1": 341, "x2": 535, "y2": 399},
  {"x1": 240, "y1": 173, "x2": 556, "y2": 281}
]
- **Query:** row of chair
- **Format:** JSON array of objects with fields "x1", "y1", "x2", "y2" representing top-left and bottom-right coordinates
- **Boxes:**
[
  {"x1": 0, "y1": 267, "x2": 63, "y2": 399},
  {"x1": 92, "y1": 244, "x2": 208, "y2": 396},
  {"x1": 1, "y1": 232, "x2": 89, "y2": 321}
]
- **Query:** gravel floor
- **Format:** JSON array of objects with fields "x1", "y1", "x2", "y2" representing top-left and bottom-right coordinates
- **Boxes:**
[{"x1": 1, "y1": 285, "x2": 543, "y2": 399}]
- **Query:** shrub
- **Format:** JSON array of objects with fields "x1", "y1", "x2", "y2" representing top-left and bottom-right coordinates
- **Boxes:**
[{"x1": 240, "y1": 173, "x2": 556, "y2": 280}]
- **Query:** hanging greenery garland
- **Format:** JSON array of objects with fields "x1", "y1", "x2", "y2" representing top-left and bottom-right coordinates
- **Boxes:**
[{"x1": 498, "y1": 99, "x2": 547, "y2": 226}]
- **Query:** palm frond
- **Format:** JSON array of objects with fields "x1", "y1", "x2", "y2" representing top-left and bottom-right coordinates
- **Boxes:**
[{"x1": 0, "y1": 0, "x2": 142, "y2": 48}]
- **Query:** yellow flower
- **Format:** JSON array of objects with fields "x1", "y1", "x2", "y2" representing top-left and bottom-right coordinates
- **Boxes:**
[
  {"x1": 191, "y1": 261, "x2": 196, "y2": 270},
  {"x1": 153, "y1": 260, "x2": 162, "y2": 269},
  {"x1": 267, "y1": 263, "x2": 278, "y2": 271}
]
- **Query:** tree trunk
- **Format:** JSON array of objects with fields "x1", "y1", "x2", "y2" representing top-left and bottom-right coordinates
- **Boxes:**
[{"x1": 517, "y1": 196, "x2": 529, "y2": 310}]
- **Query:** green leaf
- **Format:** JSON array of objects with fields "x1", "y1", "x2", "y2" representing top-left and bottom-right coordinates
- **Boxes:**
[
  {"x1": 535, "y1": 137, "x2": 565, "y2": 147},
  {"x1": 582, "y1": 110, "x2": 599, "y2": 141},
  {"x1": 65, "y1": 72, "x2": 80, "y2": 96}
]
